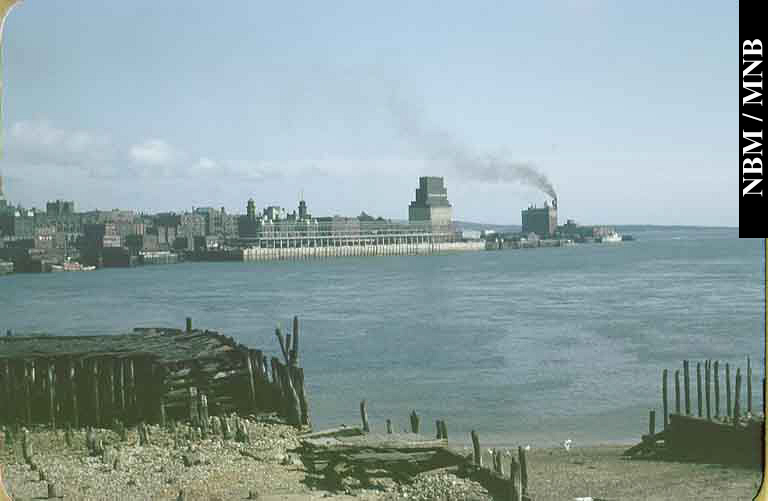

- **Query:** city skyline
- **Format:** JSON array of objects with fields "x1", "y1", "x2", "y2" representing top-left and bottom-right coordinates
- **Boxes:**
[{"x1": 1, "y1": 1, "x2": 737, "y2": 226}]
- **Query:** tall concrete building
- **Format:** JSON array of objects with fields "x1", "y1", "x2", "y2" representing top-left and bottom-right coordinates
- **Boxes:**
[
  {"x1": 521, "y1": 200, "x2": 558, "y2": 237},
  {"x1": 0, "y1": 173, "x2": 7, "y2": 210},
  {"x1": 408, "y1": 176, "x2": 452, "y2": 225}
]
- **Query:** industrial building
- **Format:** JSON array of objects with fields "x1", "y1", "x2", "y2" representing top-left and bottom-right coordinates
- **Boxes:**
[
  {"x1": 521, "y1": 199, "x2": 558, "y2": 237},
  {"x1": 408, "y1": 176, "x2": 453, "y2": 225}
]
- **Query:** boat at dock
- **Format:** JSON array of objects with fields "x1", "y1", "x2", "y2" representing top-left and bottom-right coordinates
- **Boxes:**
[{"x1": 49, "y1": 259, "x2": 96, "y2": 272}]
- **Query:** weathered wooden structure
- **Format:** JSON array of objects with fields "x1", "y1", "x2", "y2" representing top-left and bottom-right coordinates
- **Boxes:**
[
  {"x1": 625, "y1": 356, "x2": 763, "y2": 467},
  {"x1": 0, "y1": 317, "x2": 310, "y2": 429},
  {"x1": 299, "y1": 406, "x2": 533, "y2": 501}
]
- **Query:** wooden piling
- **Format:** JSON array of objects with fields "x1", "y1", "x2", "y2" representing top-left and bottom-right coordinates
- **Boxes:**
[
  {"x1": 291, "y1": 315, "x2": 300, "y2": 365},
  {"x1": 470, "y1": 430, "x2": 481, "y2": 467},
  {"x1": 278, "y1": 362, "x2": 301, "y2": 427},
  {"x1": 747, "y1": 356, "x2": 752, "y2": 415},
  {"x1": 159, "y1": 400, "x2": 166, "y2": 428},
  {"x1": 47, "y1": 482, "x2": 59, "y2": 499},
  {"x1": 92, "y1": 359, "x2": 101, "y2": 426},
  {"x1": 662, "y1": 369, "x2": 668, "y2": 428},
  {"x1": 275, "y1": 327, "x2": 290, "y2": 364},
  {"x1": 199, "y1": 394, "x2": 209, "y2": 434},
  {"x1": 291, "y1": 366, "x2": 310, "y2": 427},
  {"x1": 683, "y1": 360, "x2": 690, "y2": 415},
  {"x1": 245, "y1": 353, "x2": 257, "y2": 408},
  {"x1": 435, "y1": 420, "x2": 442, "y2": 439},
  {"x1": 46, "y1": 360, "x2": 56, "y2": 429},
  {"x1": 24, "y1": 362, "x2": 32, "y2": 425},
  {"x1": 726, "y1": 363, "x2": 732, "y2": 418},
  {"x1": 409, "y1": 410, "x2": 420, "y2": 434},
  {"x1": 649, "y1": 409, "x2": 655, "y2": 437},
  {"x1": 185, "y1": 317, "x2": 192, "y2": 333},
  {"x1": 439, "y1": 420, "x2": 448, "y2": 440},
  {"x1": 188, "y1": 387, "x2": 199, "y2": 425},
  {"x1": 386, "y1": 419, "x2": 392, "y2": 434},
  {"x1": 734, "y1": 368, "x2": 742, "y2": 421},
  {"x1": 360, "y1": 400, "x2": 370, "y2": 433},
  {"x1": 696, "y1": 362, "x2": 702, "y2": 418},
  {"x1": 518, "y1": 446, "x2": 528, "y2": 496},
  {"x1": 705, "y1": 360, "x2": 711, "y2": 420},
  {"x1": 674, "y1": 369, "x2": 681, "y2": 414},
  {"x1": 714, "y1": 360, "x2": 720, "y2": 419},
  {"x1": 509, "y1": 456, "x2": 522, "y2": 501},
  {"x1": 22, "y1": 428, "x2": 31, "y2": 464}
]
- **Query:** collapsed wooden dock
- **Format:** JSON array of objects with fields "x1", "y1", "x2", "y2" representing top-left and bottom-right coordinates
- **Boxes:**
[
  {"x1": 0, "y1": 317, "x2": 310, "y2": 429},
  {"x1": 299, "y1": 403, "x2": 533, "y2": 501},
  {"x1": 625, "y1": 357, "x2": 764, "y2": 466}
]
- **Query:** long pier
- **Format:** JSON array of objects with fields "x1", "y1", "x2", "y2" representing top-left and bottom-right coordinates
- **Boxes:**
[{"x1": 239, "y1": 240, "x2": 484, "y2": 261}]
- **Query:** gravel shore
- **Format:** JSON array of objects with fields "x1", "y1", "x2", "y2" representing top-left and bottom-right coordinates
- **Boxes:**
[
  {"x1": 0, "y1": 420, "x2": 490, "y2": 501},
  {"x1": 1, "y1": 423, "x2": 761, "y2": 500}
]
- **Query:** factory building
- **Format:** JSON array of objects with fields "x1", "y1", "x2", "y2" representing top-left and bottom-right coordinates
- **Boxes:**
[
  {"x1": 408, "y1": 176, "x2": 452, "y2": 226},
  {"x1": 521, "y1": 200, "x2": 558, "y2": 237}
]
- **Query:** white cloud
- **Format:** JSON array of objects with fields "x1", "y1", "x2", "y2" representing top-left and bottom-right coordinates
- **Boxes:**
[
  {"x1": 7, "y1": 120, "x2": 113, "y2": 167},
  {"x1": 129, "y1": 139, "x2": 182, "y2": 167},
  {"x1": 196, "y1": 157, "x2": 217, "y2": 170}
]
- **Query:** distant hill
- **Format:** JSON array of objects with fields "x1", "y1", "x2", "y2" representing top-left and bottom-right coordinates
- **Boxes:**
[{"x1": 452, "y1": 221, "x2": 520, "y2": 233}]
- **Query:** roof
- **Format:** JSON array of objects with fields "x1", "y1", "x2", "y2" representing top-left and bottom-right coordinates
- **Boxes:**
[{"x1": 0, "y1": 328, "x2": 247, "y2": 363}]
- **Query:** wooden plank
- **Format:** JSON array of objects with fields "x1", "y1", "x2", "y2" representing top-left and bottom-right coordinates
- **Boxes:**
[{"x1": 299, "y1": 425, "x2": 364, "y2": 440}]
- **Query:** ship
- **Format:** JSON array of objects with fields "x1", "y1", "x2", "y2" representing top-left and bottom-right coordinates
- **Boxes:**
[
  {"x1": 599, "y1": 231, "x2": 623, "y2": 243},
  {"x1": 49, "y1": 259, "x2": 96, "y2": 272}
]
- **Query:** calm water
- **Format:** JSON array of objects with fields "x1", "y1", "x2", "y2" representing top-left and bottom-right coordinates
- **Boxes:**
[{"x1": 1, "y1": 227, "x2": 764, "y2": 447}]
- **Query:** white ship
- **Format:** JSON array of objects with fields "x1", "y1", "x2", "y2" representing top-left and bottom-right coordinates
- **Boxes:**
[{"x1": 599, "y1": 231, "x2": 622, "y2": 243}]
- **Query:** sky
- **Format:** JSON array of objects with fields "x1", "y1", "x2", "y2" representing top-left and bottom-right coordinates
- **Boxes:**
[{"x1": 0, "y1": 1, "x2": 737, "y2": 226}]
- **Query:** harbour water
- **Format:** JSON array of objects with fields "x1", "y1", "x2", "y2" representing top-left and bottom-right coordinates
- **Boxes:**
[{"x1": 0, "y1": 227, "x2": 763, "y2": 447}]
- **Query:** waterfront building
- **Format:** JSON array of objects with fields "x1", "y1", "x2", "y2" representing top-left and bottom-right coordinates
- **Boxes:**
[
  {"x1": 0, "y1": 206, "x2": 36, "y2": 238},
  {"x1": 521, "y1": 200, "x2": 558, "y2": 237},
  {"x1": 46, "y1": 200, "x2": 75, "y2": 218},
  {"x1": 408, "y1": 176, "x2": 453, "y2": 225},
  {"x1": 0, "y1": 174, "x2": 7, "y2": 210}
]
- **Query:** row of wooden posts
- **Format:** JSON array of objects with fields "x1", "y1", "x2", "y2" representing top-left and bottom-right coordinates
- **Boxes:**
[
  {"x1": 652, "y1": 357, "x2": 759, "y2": 434},
  {"x1": 358, "y1": 401, "x2": 530, "y2": 501}
]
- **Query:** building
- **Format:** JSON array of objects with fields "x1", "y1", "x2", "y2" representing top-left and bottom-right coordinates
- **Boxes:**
[
  {"x1": 46, "y1": 200, "x2": 75, "y2": 218},
  {"x1": 0, "y1": 207, "x2": 36, "y2": 238},
  {"x1": 521, "y1": 200, "x2": 558, "y2": 237},
  {"x1": 408, "y1": 176, "x2": 452, "y2": 225},
  {"x1": 0, "y1": 174, "x2": 7, "y2": 210}
]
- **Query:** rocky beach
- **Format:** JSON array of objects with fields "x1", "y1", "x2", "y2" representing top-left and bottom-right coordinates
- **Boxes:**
[{"x1": 1, "y1": 416, "x2": 761, "y2": 501}]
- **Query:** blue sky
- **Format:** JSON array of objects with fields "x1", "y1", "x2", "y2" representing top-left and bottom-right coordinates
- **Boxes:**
[{"x1": 1, "y1": 1, "x2": 737, "y2": 225}]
